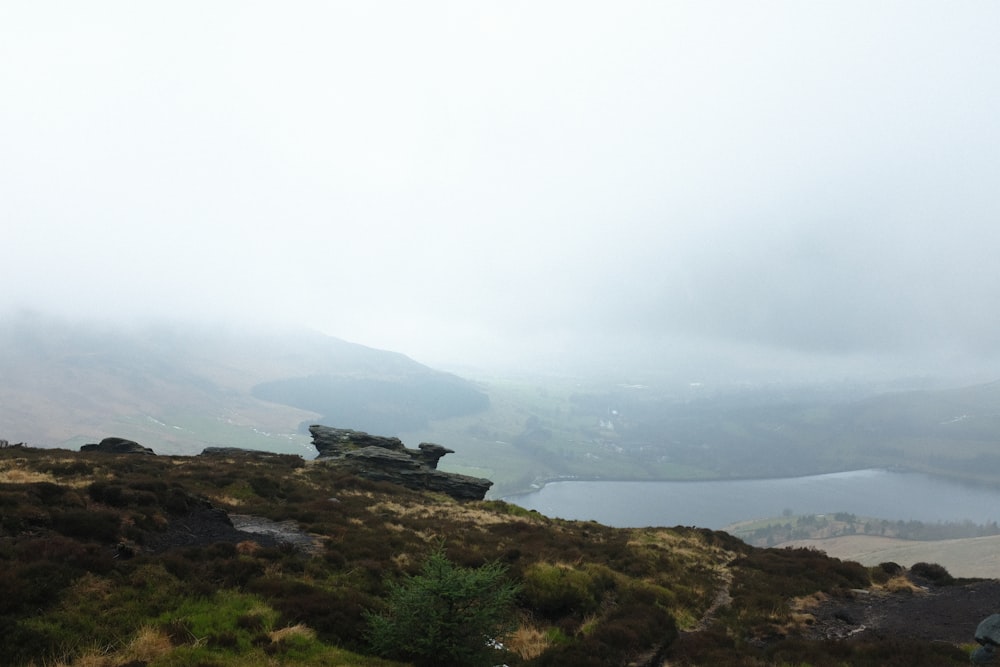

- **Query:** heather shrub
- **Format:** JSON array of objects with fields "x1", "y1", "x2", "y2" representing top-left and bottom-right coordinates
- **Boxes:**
[
  {"x1": 247, "y1": 577, "x2": 372, "y2": 646},
  {"x1": 910, "y1": 561, "x2": 954, "y2": 585},
  {"x1": 530, "y1": 600, "x2": 677, "y2": 667},
  {"x1": 591, "y1": 600, "x2": 676, "y2": 653},
  {"x1": 88, "y1": 480, "x2": 127, "y2": 506},
  {"x1": 52, "y1": 508, "x2": 120, "y2": 542},
  {"x1": 870, "y1": 561, "x2": 904, "y2": 584},
  {"x1": 27, "y1": 481, "x2": 69, "y2": 503},
  {"x1": 44, "y1": 459, "x2": 93, "y2": 476},
  {"x1": 733, "y1": 547, "x2": 870, "y2": 596}
]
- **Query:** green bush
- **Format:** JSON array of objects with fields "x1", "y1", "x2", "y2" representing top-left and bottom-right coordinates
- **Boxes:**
[
  {"x1": 365, "y1": 549, "x2": 520, "y2": 667},
  {"x1": 521, "y1": 562, "x2": 599, "y2": 618}
]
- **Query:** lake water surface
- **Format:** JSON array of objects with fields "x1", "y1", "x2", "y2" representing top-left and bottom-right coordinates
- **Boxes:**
[{"x1": 505, "y1": 469, "x2": 1000, "y2": 530}]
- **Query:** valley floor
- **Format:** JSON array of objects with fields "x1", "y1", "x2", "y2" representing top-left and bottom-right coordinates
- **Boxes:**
[{"x1": 777, "y1": 534, "x2": 1000, "y2": 579}]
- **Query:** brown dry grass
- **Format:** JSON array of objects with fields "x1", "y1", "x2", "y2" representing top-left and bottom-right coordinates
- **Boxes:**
[
  {"x1": 237, "y1": 540, "x2": 262, "y2": 555},
  {"x1": 0, "y1": 464, "x2": 57, "y2": 484},
  {"x1": 0, "y1": 457, "x2": 97, "y2": 487},
  {"x1": 45, "y1": 626, "x2": 173, "y2": 667},
  {"x1": 778, "y1": 591, "x2": 828, "y2": 635},
  {"x1": 506, "y1": 622, "x2": 553, "y2": 660},
  {"x1": 269, "y1": 623, "x2": 316, "y2": 643},
  {"x1": 883, "y1": 575, "x2": 927, "y2": 594}
]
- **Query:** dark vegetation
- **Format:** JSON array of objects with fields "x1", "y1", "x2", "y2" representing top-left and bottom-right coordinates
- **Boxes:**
[
  {"x1": 0, "y1": 446, "x2": 983, "y2": 666},
  {"x1": 252, "y1": 372, "x2": 490, "y2": 433}
]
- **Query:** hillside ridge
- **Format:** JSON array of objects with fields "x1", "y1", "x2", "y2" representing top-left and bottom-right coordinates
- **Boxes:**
[{"x1": 0, "y1": 441, "x2": 993, "y2": 665}]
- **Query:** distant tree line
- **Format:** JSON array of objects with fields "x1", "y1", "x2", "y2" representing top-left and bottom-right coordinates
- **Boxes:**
[{"x1": 739, "y1": 514, "x2": 1000, "y2": 547}]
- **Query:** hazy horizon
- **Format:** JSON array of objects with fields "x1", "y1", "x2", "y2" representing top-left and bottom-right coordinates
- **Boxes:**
[{"x1": 4, "y1": 2, "x2": 999, "y2": 383}]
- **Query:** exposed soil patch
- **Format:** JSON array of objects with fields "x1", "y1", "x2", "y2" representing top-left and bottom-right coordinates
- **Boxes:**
[
  {"x1": 144, "y1": 508, "x2": 320, "y2": 554},
  {"x1": 230, "y1": 513, "x2": 324, "y2": 554},
  {"x1": 806, "y1": 578, "x2": 1000, "y2": 644}
]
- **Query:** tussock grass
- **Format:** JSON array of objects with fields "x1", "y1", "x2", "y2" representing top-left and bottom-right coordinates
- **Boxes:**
[
  {"x1": 42, "y1": 626, "x2": 173, "y2": 667},
  {"x1": 884, "y1": 575, "x2": 928, "y2": 594},
  {"x1": 269, "y1": 623, "x2": 316, "y2": 643},
  {"x1": 506, "y1": 622, "x2": 553, "y2": 660},
  {"x1": 0, "y1": 465, "x2": 58, "y2": 484}
]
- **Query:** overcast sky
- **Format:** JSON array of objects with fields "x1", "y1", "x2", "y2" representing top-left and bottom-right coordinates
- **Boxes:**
[{"x1": 3, "y1": 2, "x2": 999, "y2": 381}]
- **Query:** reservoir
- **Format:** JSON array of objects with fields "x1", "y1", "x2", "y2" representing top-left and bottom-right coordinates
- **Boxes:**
[{"x1": 506, "y1": 469, "x2": 1000, "y2": 530}]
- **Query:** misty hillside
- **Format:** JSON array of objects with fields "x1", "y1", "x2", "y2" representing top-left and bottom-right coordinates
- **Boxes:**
[
  {"x1": 252, "y1": 373, "x2": 489, "y2": 434},
  {"x1": 0, "y1": 313, "x2": 488, "y2": 454},
  {"x1": 7, "y1": 311, "x2": 1000, "y2": 496},
  {"x1": 546, "y1": 379, "x2": 1000, "y2": 487}
]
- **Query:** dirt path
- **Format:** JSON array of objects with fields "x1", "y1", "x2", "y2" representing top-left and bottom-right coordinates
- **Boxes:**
[{"x1": 685, "y1": 568, "x2": 734, "y2": 634}]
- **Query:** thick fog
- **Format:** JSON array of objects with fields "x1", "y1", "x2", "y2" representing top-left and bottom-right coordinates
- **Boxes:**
[{"x1": 3, "y1": 2, "x2": 999, "y2": 381}]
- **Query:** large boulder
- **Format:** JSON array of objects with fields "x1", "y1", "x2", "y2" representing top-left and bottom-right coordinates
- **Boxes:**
[
  {"x1": 973, "y1": 614, "x2": 1000, "y2": 664},
  {"x1": 80, "y1": 437, "x2": 155, "y2": 455},
  {"x1": 309, "y1": 425, "x2": 491, "y2": 501},
  {"x1": 977, "y1": 614, "x2": 1000, "y2": 646}
]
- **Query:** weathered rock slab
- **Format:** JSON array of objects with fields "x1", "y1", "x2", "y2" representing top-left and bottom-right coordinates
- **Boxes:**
[
  {"x1": 309, "y1": 425, "x2": 491, "y2": 501},
  {"x1": 311, "y1": 426, "x2": 405, "y2": 457}
]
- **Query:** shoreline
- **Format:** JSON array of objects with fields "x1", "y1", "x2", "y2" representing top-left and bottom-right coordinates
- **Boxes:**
[{"x1": 497, "y1": 463, "x2": 1000, "y2": 501}]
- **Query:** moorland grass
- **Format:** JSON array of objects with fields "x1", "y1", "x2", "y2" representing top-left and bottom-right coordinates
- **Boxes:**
[{"x1": 0, "y1": 446, "x2": 977, "y2": 666}]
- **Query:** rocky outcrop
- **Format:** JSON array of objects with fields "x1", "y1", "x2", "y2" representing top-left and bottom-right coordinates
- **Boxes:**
[
  {"x1": 309, "y1": 425, "x2": 492, "y2": 501},
  {"x1": 80, "y1": 436, "x2": 155, "y2": 455}
]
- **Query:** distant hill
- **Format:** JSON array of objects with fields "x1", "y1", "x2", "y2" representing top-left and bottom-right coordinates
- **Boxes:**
[
  {"x1": 252, "y1": 373, "x2": 489, "y2": 434},
  {"x1": 0, "y1": 312, "x2": 487, "y2": 455},
  {"x1": 559, "y1": 378, "x2": 1000, "y2": 486}
]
